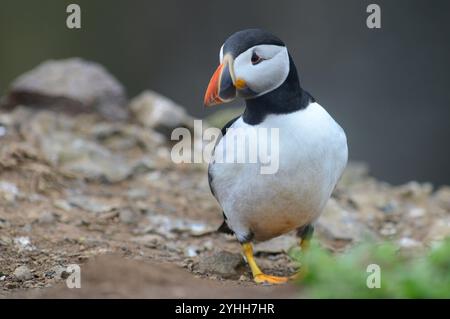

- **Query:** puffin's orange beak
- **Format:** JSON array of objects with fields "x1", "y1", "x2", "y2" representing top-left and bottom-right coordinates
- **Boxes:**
[
  {"x1": 204, "y1": 63, "x2": 225, "y2": 106},
  {"x1": 204, "y1": 55, "x2": 237, "y2": 107}
]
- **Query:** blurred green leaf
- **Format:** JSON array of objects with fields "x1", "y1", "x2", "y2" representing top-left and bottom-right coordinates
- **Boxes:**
[{"x1": 292, "y1": 238, "x2": 450, "y2": 298}]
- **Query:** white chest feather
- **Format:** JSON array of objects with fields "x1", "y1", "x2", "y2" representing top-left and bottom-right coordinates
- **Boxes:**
[{"x1": 209, "y1": 102, "x2": 348, "y2": 242}]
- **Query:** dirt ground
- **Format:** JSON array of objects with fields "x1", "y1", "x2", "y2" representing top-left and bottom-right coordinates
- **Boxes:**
[
  {"x1": 0, "y1": 167, "x2": 299, "y2": 298},
  {"x1": 13, "y1": 255, "x2": 299, "y2": 298}
]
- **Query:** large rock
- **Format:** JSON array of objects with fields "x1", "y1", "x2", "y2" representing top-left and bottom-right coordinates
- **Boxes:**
[
  {"x1": 3, "y1": 58, "x2": 127, "y2": 120},
  {"x1": 16, "y1": 110, "x2": 157, "y2": 183},
  {"x1": 129, "y1": 90, "x2": 193, "y2": 137}
]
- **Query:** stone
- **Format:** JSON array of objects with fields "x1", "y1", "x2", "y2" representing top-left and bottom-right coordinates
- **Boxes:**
[
  {"x1": 13, "y1": 265, "x2": 33, "y2": 281},
  {"x1": 317, "y1": 198, "x2": 377, "y2": 242},
  {"x1": 425, "y1": 217, "x2": 450, "y2": 242},
  {"x1": 433, "y1": 186, "x2": 450, "y2": 211},
  {"x1": 69, "y1": 196, "x2": 114, "y2": 214},
  {"x1": 53, "y1": 199, "x2": 72, "y2": 212},
  {"x1": 197, "y1": 251, "x2": 244, "y2": 279},
  {"x1": 145, "y1": 214, "x2": 215, "y2": 238},
  {"x1": 0, "y1": 125, "x2": 6, "y2": 137},
  {"x1": 128, "y1": 90, "x2": 193, "y2": 137},
  {"x1": 254, "y1": 235, "x2": 298, "y2": 254},
  {"x1": 13, "y1": 236, "x2": 35, "y2": 252},
  {"x1": 379, "y1": 222, "x2": 397, "y2": 236},
  {"x1": 130, "y1": 234, "x2": 164, "y2": 248},
  {"x1": 25, "y1": 111, "x2": 155, "y2": 182},
  {"x1": 127, "y1": 188, "x2": 149, "y2": 200},
  {"x1": 38, "y1": 211, "x2": 56, "y2": 224},
  {"x1": 338, "y1": 162, "x2": 370, "y2": 187},
  {"x1": 90, "y1": 122, "x2": 165, "y2": 151},
  {"x1": 45, "y1": 265, "x2": 67, "y2": 280},
  {"x1": 397, "y1": 181, "x2": 433, "y2": 201},
  {"x1": 398, "y1": 237, "x2": 422, "y2": 249},
  {"x1": 40, "y1": 132, "x2": 132, "y2": 182},
  {"x1": 0, "y1": 181, "x2": 19, "y2": 203},
  {"x1": 184, "y1": 245, "x2": 199, "y2": 257},
  {"x1": 407, "y1": 207, "x2": 426, "y2": 218},
  {"x1": 4, "y1": 58, "x2": 127, "y2": 120},
  {"x1": 0, "y1": 218, "x2": 10, "y2": 229},
  {"x1": 119, "y1": 208, "x2": 140, "y2": 224}
]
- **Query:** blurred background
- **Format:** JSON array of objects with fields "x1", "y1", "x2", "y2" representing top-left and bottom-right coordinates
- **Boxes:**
[{"x1": 0, "y1": 0, "x2": 449, "y2": 185}]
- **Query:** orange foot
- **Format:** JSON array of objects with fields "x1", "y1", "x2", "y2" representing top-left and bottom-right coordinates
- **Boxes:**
[{"x1": 254, "y1": 273, "x2": 289, "y2": 284}]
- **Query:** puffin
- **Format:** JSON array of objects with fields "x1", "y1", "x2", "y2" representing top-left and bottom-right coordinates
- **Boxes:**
[{"x1": 204, "y1": 29, "x2": 348, "y2": 284}]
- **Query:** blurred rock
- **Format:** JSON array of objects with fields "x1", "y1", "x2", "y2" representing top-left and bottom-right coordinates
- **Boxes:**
[
  {"x1": 37, "y1": 211, "x2": 56, "y2": 224},
  {"x1": 197, "y1": 251, "x2": 244, "y2": 279},
  {"x1": 184, "y1": 245, "x2": 199, "y2": 257},
  {"x1": 19, "y1": 111, "x2": 158, "y2": 183},
  {"x1": 69, "y1": 196, "x2": 114, "y2": 214},
  {"x1": 53, "y1": 199, "x2": 72, "y2": 212},
  {"x1": 129, "y1": 90, "x2": 194, "y2": 137},
  {"x1": 3, "y1": 58, "x2": 127, "y2": 120},
  {"x1": 0, "y1": 181, "x2": 19, "y2": 203},
  {"x1": 13, "y1": 265, "x2": 33, "y2": 281},
  {"x1": 317, "y1": 198, "x2": 377, "y2": 242},
  {"x1": 397, "y1": 181, "x2": 433, "y2": 202},
  {"x1": 0, "y1": 218, "x2": 10, "y2": 229},
  {"x1": 336, "y1": 162, "x2": 370, "y2": 188},
  {"x1": 0, "y1": 125, "x2": 6, "y2": 137},
  {"x1": 254, "y1": 235, "x2": 298, "y2": 254},
  {"x1": 13, "y1": 236, "x2": 35, "y2": 252},
  {"x1": 45, "y1": 265, "x2": 67, "y2": 280},
  {"x1": 130, "y1": 234, "x2": 164, "y2": 248},
  {"x1": 89, "y1": 122, "x2": 165, "y2": 151},
  {"x1": 144, "y1": 214, "x2": 215, "y2": 238},
  {"x1": 127, "y1": 188, "x2": 149, "y2": 200},
  {"x1": 379, "y1": 222, "x2": 397, "y2": 236},
  {"x1": 119, "y1": 208, "x2": 140, "y2": 224},
  {"x1": 40, "y1": 132, "x2": 131, "y2": 182},
  {"x1": 433, "y1": 186, "x2": 450, "y2": 211},
  {"x1": 425, "y1": 217, "x2": 450, "y2": 242},
  {"x1": 407, "y1": 207, "x2": 426, "y2": 218},
  {"x1": 398, "y1": 237, "x2": 422, "y2": 249}
]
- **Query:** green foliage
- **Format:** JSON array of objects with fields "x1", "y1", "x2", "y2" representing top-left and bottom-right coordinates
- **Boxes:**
[{"x1": 291, "y1": 238, "x2": 450, "y2": 298}]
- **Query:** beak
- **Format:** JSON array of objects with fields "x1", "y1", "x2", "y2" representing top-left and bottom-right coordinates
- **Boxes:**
[{"x1": 204, "y1": 55, "x2": 237, "y2": 107}]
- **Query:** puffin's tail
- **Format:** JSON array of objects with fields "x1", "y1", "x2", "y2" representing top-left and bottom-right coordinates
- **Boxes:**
[{"x1": 217, "y1": 220, "x2": 234, "y2": 235}]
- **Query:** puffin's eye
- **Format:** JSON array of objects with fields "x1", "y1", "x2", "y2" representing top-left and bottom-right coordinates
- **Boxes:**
[{"x1": 251, "y1": 52, "x2": 262, "y2": 65}]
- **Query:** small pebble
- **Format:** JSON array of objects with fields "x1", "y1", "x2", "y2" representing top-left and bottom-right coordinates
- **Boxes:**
[
  {"x1": 119, "y1": 208, "x2": 139, "y2": 224},
  {"x1": 197, "y1": 251, "x2": 244, "y2": 279},
  {"x1": 38, "y1": 211, "x2": 56, "y2": 224},
  {"x1": 127, "y1": 188, "x2": 149, "y2": 200},
  {"x1": 14, "y1": 265, "x2": 33, "y2": 281},
  {"x1": 53, "y1": 199, "x2": 72, "y2": 212},
  {"x1": 184, "y1": 245, "x2": 198, "y2": 257}
]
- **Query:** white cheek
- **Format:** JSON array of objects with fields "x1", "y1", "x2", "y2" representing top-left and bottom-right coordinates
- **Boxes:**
[
  {"x1": 219, "y1": 45, "x2": 224, "y2": 63},
  {"x1": 234, "y1": 46, "x2": 290, "y2": 96}
]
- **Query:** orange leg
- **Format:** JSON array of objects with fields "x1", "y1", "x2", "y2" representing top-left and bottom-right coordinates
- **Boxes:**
[{"x1": 242, "y1": 242, "x2": 289, "y2": 284}]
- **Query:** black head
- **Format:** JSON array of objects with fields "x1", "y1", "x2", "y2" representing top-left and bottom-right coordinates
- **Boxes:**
[
  {"x1": 221, "y1": 28, "x2": 285, "y2": 59},
  {"x1": 204, "y1": 29, "x2": 312, "y2": 124}
]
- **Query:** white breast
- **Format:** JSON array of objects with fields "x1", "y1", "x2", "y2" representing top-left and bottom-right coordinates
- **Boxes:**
[{"x1": 209, "y1": 102, "x2": 348, "y2": 242}]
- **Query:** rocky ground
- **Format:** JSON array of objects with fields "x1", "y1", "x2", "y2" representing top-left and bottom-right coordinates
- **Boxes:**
[{"x1": 0, "y1": 58, "x2": 449, "y2": 298}]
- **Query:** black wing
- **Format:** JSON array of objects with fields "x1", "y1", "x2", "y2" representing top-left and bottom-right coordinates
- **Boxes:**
[
  {"x1": 207, "y1": 115, "x2": 240, "y2": 199},
  {"x1": 208, "y1": 115, "x2": 240, "y2": 234}
]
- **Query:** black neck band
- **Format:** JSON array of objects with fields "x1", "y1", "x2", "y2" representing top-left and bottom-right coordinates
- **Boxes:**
[{"x1": 243, "y1": 55, "x2": 313, "y2": 125}]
